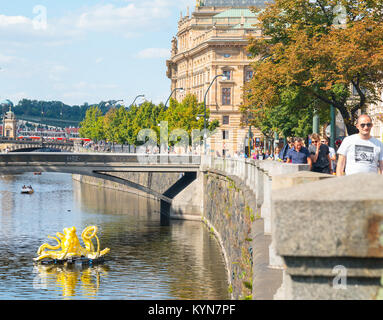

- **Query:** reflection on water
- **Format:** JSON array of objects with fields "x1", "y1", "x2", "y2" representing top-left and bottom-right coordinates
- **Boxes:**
[
  {"x1": 33, "y1": 264, "x2": 109, "y2": 298},
  {"x1": 0, "y1": 173, "x2": 229, "y2": 300}
]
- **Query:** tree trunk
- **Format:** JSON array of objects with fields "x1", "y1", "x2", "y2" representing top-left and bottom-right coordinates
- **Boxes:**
[
  {"x1": 345, "y1": 122, "x2": 358, "y2": 136},
  {"x1": 335, "y1": 104, "x2": 358, "y2": 136}
]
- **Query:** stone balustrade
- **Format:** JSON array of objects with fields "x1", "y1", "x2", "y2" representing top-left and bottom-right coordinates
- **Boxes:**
[
  {"x1": 201, "y1": 156, "x2": 318, "y2": 299},
  {"x1": 273, "y1": 173, "x2": 383, "y2": 299},
  {"x1": 200, "y1": 156, "x2": 383, "y2": 299}
]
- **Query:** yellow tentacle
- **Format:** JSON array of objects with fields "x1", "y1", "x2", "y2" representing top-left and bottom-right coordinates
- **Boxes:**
[
  {"x1": 37, "y1": 236, "x2": 61, "y2": 255},
  {"x1": 95, "y1": 235, "x2": 100, "y2": 258}
]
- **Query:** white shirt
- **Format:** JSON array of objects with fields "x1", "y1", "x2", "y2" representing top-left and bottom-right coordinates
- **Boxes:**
[{"x1": 337, "y1": 134, "x2": 383, "y2": 175}]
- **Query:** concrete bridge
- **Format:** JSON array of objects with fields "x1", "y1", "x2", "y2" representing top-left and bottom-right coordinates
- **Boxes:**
[
  {"x1": 0, "y1": 152, "x2": 200, "y2": 220},
  {"x1": 0, "y1": 137, "x2": 74, "y2": 152}
]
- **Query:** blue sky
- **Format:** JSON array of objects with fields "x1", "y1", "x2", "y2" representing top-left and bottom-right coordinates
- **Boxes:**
[{"x1": 0, "y1": 0, "x2": 196, "y2": 106}]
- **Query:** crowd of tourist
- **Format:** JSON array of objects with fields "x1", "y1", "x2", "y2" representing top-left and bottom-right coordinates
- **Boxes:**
[
  {"x1": 261, "y1": 134, "x2": 337, "y2": 175},
  {"x1": 260, "y1": 114, "x2": 383, "y2": 176}
]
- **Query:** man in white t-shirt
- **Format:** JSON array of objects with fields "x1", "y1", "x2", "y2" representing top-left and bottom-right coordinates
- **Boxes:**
[{"x1": 336, "y1": 114, "x2": 383, "y2": 176}]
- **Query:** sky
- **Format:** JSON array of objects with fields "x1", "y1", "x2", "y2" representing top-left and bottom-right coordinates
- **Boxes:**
[{"x1": 0, "y1": 0, "x2": 196, "y2": 106}]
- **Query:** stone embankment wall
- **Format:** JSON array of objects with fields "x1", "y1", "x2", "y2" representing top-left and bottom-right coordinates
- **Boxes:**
[{"x1": 203, "y1": 170, "x2": 255, "y2": 300}]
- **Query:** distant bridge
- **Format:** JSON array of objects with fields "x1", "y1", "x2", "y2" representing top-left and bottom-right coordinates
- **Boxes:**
[
  {"x1": 17, "y1": 114, "x2": 81, "y2": 127},
  {"x1": 0, "y1": 137, "x2": 74, "y2": 152},
  {"x1": 0, "y1": 152, "x2": 201, "y2": 205}
]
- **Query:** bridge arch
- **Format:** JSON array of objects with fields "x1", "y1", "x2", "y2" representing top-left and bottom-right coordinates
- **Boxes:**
[
  {"x1": 0, "y1": 152, "x2": 200, "y2": 205},
  {"x1": 0, "y1": 138, "x2": 74, "y2": 152}
]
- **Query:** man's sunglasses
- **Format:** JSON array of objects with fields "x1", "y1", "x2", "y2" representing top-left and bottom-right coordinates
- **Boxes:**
[{"x1": 360, "y1": 123, "x2": 372, "y2": 128}]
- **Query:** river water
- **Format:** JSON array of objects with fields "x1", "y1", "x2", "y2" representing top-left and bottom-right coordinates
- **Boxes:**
[{"x1": 0, "y1": 172, "x2": 229, "y2": 300}]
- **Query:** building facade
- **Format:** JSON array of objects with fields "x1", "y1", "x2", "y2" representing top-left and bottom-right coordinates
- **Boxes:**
[
  {"x1": 2, "y1": 110, "x2": 17, "y2": 139},
  {"x1": 367, "y1": 92, "x2": 383, "y2": 141},
  {"x1": 166, "y1": 0, "x2": 267, "y2": 156}
]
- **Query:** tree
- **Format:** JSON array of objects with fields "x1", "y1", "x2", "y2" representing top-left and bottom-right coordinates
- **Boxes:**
[
  {"x1": 244, "y1": 0, "x2": 383, "y2": 135},
  {"x1": 78, "y1": 94, "x2": 219, "y2": 147},
  {"x1": 241, "y1": 85, "x2": 331, "y2": 138},
  {"x1": 164, "y1": 94, "x2": 220, "y2": 146},
  {"x1": 79, "y1": 106, "x2": 105, "y2": 141}
]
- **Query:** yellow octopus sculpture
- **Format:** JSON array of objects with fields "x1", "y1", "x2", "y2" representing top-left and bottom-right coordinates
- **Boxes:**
[{"x1": 34, "y1": 226, "x2": 110, "y2": 261}]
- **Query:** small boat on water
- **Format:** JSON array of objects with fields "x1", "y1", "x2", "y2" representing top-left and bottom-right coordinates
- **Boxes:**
[
  {"x1": 21, "y1": 185, "x2": 34, "y2": 194},
  {"x1": 34, "y1": 172, "x2": 41, "y2": 175}
]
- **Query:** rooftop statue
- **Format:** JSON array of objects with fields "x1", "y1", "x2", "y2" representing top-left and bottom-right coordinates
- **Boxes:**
[{"x1": 34, "y1": 226, "x2": 110, "y2": 262}]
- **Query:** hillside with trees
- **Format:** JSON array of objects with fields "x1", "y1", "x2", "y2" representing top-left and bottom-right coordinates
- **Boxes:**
[{"x1": 6, "y1": 99, "x2": 118, "y2": 124}]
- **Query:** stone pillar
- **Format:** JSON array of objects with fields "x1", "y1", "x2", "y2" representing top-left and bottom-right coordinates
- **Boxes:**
[
  {"x1": 273, "y1": 173, "x2": 383, "y2": 299},
  {"x1": 260, "y1": 162, "x2": 310, "y2": 235},
  {"x1": 271, "y1": 171, "x2": 334, "y2": 297}
]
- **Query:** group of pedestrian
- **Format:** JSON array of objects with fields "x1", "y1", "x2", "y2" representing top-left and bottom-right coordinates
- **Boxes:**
[{"x1": 280, "y1": 114, "x2": 383, "y2": 176}]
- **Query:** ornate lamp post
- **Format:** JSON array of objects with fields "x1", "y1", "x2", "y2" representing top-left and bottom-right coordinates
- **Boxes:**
[
  {"x1": 130, "y1": 95, "x2": 145, "y2": 108},
  {"x1": 203, "y1": 74, "x2": 227, "y2": 154},
  {"x1": 165, "y1": 87, "x2": 184, "y2": 108}
]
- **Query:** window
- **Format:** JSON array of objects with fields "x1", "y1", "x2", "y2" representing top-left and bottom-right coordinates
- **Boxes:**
[
  {"x1": 245, "y1": 70, "x2": 253, "y2": 82},
  {"x1": 223, "y1": 53, "x2": 231, "y2": 58},
  {"x1": 222, "y1": 115, "x2": 229, "y2": 125},
  {"x1": 222, "y1": 130, "x2": 229, "y2": 140},
  {"x1": 222, "y1": 88, "x2": 231, "y2": 105},
  {"x1": 223, "y1": 70, "x2": 231, "y2": 80}
]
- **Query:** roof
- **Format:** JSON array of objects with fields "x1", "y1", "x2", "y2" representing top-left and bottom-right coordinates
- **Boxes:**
[
  {"x1": 200, "y1": 0, "x2": 269, "y2": 7},
  {"x1": 232, "y1": 22, "x2": 258, "y2": 29},
  {"x1": 214, "y1": 8, "x2": 258, "y2": 18}
]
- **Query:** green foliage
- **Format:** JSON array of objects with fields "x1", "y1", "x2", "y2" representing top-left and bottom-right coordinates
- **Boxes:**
[
  {"x1": 244, "y1": 0, "x2": 383, "y2": 135},
  {"x1": 228, "y1": 284, "x2": 233, "y2": 294},
  {"x1": 79, "y1": 94, "x2": 220, "y2": 146},
  {"x1": 12, "y1": 99, "x2": 109, "y2": 122},
  {"x1": 78, "y1": 106, "x2": 104, "y2": 142},
  {"x1": 243, "y1": 280, "x2": 252, "y2": 290}
]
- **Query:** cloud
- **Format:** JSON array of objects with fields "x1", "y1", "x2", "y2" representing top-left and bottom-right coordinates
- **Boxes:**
[
  {"x1": 72, "y1": 81, "x2": 119, "y2": 91},
  {"x1": 48, "y1": 64, "x2": 68, "y2": 82},
  {"x1": 74, "y1": 3, "x2": 172, "y2": 33},
  {"x1": 0, "y1": 53, "x2": 18, "y2": 64},
  {"x1": 0, "y1": 1, "x2": 196, "y2": 47},
  {"x1": 0, "y1": 14, "x2": 31, "y2": 27},
  {"x1": 7, "y1": 92, "x2": 28, "y2": 104},
  {"x1": 136, "y1": 48, "x2": 170, "y2": 59}
]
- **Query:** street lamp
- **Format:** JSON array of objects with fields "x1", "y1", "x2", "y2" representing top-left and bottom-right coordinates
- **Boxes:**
[
  {"x1": 130, "y1": 95, "x2": 145, "y2": 108},
  {"x1": 165, "y1": 87, "x2": 184, "y2": 108},
  {"x1": 247, "y1": 111, "x2": 254, "y2": 158},
  {"x1": 203, "y1": 74, "x2": 227, "y2": 154},
  {"x1": 330, "y1": 105, "x2": 336, "y2": 149},
  {"x1": 105, "y1": 100, "x2": 125, "y2": 109}
]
